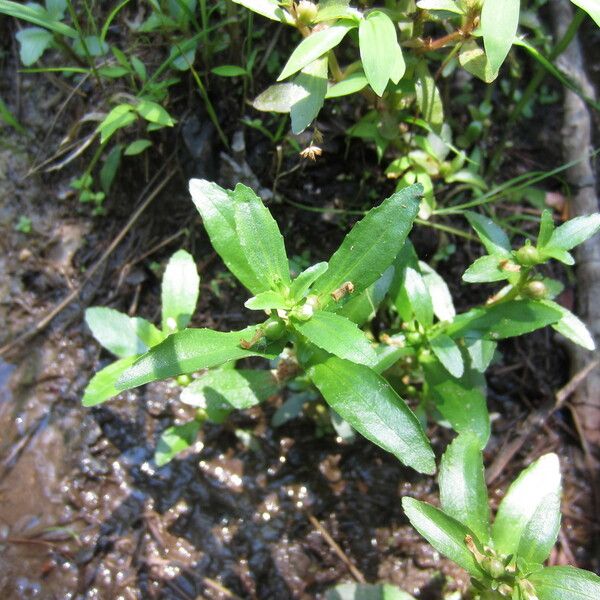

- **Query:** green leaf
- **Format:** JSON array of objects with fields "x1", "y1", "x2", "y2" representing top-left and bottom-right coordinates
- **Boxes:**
[
  {"x1": 0, "y1": 96, "x2": 26, "y2": 134},
  {"x1": 540, "y1": 300, "x2": 595, "y2": 351},
  {"x1": 161, "y1": 249, "x2": 200, "y2": 332},
  {"x1": 528, "y1": 566, "x2": 600, "y2": 600},
  {"x1": 373, "y1": 344, "x2": 415, "y2": 375},
  {"x1": 429, "y1": 334, "x2": 464, "y2": 378},
  {"x1": 188, "y1": 179, "x2": 266, "y2": 294},
  {"x1": 311, "y1": 184, "x2": 422, "y2": 306},
  {"x1": 539, "y1": 245, "x2": 575, "y2": 265},
  {"x1": 130, "y1": 317, "x2": 164, "y2": 348},
  {"x1": 82, "y1": 356, "x2": 138, "y2": 407},
  {"x1": 458, "y1": 39, "x2": 498, "y2": 83},
  {"x1": 117, "y1": 325, "x2": 282, "y2": 390},
  {"x1": 211, "y1": 65, "x2": 247, "y2": 77},
  {"x1": 326, "y1": 582, "x2": 416, "y2": 600},
  {"x1": 181, "y1": 368, "x2": 278, "y2": 423},
  {"x1": 85, "y1": 307, "x2": 149, "y2": 358},
  {"x1": 423, "y1": 358, "x2": 490, "y2": 448},
  {"x1": 136, "y1": 99, "x2": 175, "y2": 126},
  {"x1": 325, "y1": 70, "x2": 368, "y2": 98},
  {"x1": 169, "y1": 41, "x2": 197, "y2": 71},
  {"x1": 98, "y1": 65, "x2": 130, "y2": 78},
  {"x1": 404, "y1": 266, "x2": 434, "y2": 327},
  {"x1": 253, "y1": 83, "x2": 305, "y2": 113},
  {"x1": 537, "y1": 209, "x2": 555, "y2": 248},
  {"x1": 481, "y1": 0, "x2": 520, "y2": 74},
  {"x1": 232, "y1": 183, "x2": 291, "y2": 289},
  {"x1": 402, "y1": 497, "x2": 485, "y2": 577},
  {"x1": 278, "y1": 21, "x2": 355, "y2": 81},
  {"x1": 314, "y1": 0, "x2": 356, "y2": 22},
  {"x1": 462, "y1": 255, "x2": 512, "y2": 283},
  {"x1": 272, "y1": 393, "x2": 310, "y2": 427},
  {"x1": 390, "y1": 241, "x2": 420, "y2": 322},
  {"x1": 416, "y1": 0, "x2": 463, "y2": 13},
  {"x1": 290, "y1": 56, "x2": 329, "y2": 133},
  {"x1": 0, "y1": 0, "x2": 77, "y2": 37},
  {"x1": 244, "y1": 290, "x2": 290, "y2": 310},
  {"x1": 415, "y1": 62, "x2": 444, "y2": 132},
  {"x1": 309, "y1": 356, "x2": 435, "y2": 474},
  {"x1": 290, "y1": 262, "x2": 329, "y2": 300},
  {"x1": 131, "y1": 55, "x2": 147, "y2": 81},
  {"x1": 420, "y1": 262, "x2": 455, "y2": 321},
  {"x1": 232, "y1": 0, "x2": 295, "y2": 24},
  {"x1": 570, "y1": 0, "x2": 600, "y2": 27},
  {"x1": 492, "y1": 453, "x2": 562, "y2": 564},
  {"x1": 73, "y1": 35, "x2": 109, "y2": 58},
  {"x1": 465, "y1": 338, "x2": 496, "y2": 372},
  {"x1": 99, "y1": 144, "x2": 122, "y2": 195},
  {"x1": 465, "y1": 211, "x2": 511, "y2": 257},
  {"x1": 445, "y1": 300, "x2": 562, "y2": 341},
  {"x1": 293, "y1": 311, "x2": 377, "y2": 367},
  {"x1": 45, "y1": 0, "x2": 66, "y2": 20},
  {"x1": 336, "y1": 265, "x2": 394, "y2": 325},
  {"x1": 97, "y1": 104, "x2": 137, "y2": 144},
  {"x1": 547, "y1": 213, "x2": 600, "y2": 251},
  {"x1": 359, "y1": 11, "x2": 404, "y2": 96},
  {"x1": 439, "y1": 432, "x2": 491, "y2": 544},
  {"x1": 15, "y1": 27, "x2": 53, "y2": 66},
  {"x1": 155, "y1": 421, "x2": 200, "y2": 466},
  {"x1": 124, "y1": 139, "x2": 152, "y2": 156}
]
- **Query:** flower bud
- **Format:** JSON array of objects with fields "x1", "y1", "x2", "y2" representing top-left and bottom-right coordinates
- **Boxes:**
[
  {"x1": 522, "y1": 280, "x2": 547, "y2": 299},
  {"x1": 264, "y1": 318, "x2": 286, "y2": 340},
  {"x1": 296, "y1": 1, "x2": 318, "y2": 25},
  {"x1": 516, "y1": 244, "x2": 541, "y2": 266},
  {"x1": 176, "y1": 374, "x2": 192, "y2": 386},
  {"x1": 482, "y1": 556, "x2": 506, "y2": 579},
  {"x1": 406, "y1": 332, "x2": 421, "y2": 346},
  {"x1": 296, "y1": 302, "x2": 314, "y2": 321}
]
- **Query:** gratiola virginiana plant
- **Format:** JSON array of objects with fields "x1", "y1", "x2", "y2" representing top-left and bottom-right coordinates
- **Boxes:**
[
  {"x1": 234, "y1": 0, "x2": 600, "y2": 135},
  {"x1": 83, "y1": 179, "x2": 600, "y2": 468},
  {"x1": 403, "y1": 432, "x2": 600, "y2": 599},
  {"x1": 84, "y1": 179, "x2": 437, "y2": 474}
]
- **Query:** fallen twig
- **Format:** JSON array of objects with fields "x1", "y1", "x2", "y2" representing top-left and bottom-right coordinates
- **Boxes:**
[
  {"x1": 308, "y1": 514, "x2": 366, "y2": 584},
  {"x1": 486, "y1": 360, "x2": 599, "y2": 486}
]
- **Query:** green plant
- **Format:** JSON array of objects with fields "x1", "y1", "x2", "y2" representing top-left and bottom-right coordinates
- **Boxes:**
[
  {"x1": 83, "y1": 248, "x2": 200, "y2": 407},
  {"x1": 83, "y1": 178, "x2": 600, "y2": 471},
  {"x1": 235, "y1": 0, "x2": 600, "y2": 221},
  {"x1": 403, "y1": 432, "x2": 600, "y2": 599},
  {"x1": 1, "y1": 0, "x2": 234, "y2": 210},
  {"x1": 84, "y1": 179, "x2": 439, "y2": 473},
  {"x1": 236, "y1": 0, "x2": 599, "y2": 132},
  {"x1": 14, "y1": 215, "x2": 33, "y2": 233},
  {"x1": 374, "y1": 209, "x2": 600, "y2": 447}
]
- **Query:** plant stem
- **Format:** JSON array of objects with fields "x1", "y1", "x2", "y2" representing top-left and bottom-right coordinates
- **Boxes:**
[
  {"x1": 65, "y1": 0, "x2": 102, "y2": 87},
  {"x1": 487, "y1": 8, "x2": 586, "y2": 177}
]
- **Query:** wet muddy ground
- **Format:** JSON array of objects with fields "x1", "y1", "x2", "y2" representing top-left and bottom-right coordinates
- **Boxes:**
[{"x1": 1, "y1": 43, "x2": 598, "y2": 600}]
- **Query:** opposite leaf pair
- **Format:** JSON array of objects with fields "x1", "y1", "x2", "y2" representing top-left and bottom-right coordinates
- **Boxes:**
[
  {"x1": 403, "y1": 433, "x2": 600, "y2": 599},
  {"x1": 83, "y1": 249, "x2": 199, "y2": 407}
]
